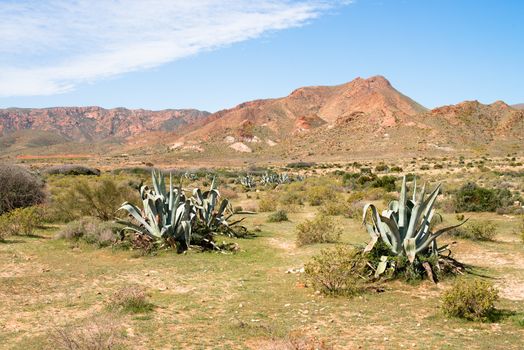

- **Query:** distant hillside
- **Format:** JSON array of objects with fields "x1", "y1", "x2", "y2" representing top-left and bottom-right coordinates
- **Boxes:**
[
  {"x1": 512, "y1": 104, "x2": 524, "y2": 110},
  {"x1": 0, "y1": 107, "x2": 211, "y2": 142},
  {"x1": 1, "y1": 77, "x2": 523, "y2": 162}
]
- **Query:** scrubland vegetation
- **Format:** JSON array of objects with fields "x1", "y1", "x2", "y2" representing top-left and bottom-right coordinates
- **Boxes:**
[{"x1": 0, "y1": 157, "x2": 523, "y2": 349}]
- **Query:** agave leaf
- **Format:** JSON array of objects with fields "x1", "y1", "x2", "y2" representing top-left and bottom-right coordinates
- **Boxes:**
[
  {"x1": 404, "y1": 238, "x2": 417, "y2": 263},
  {"x1": 375, "y1": 256, "x2": 388, "y2": 278},
  {"x1": 415, "y1": 219, "x2": 468, "y2": 254}
]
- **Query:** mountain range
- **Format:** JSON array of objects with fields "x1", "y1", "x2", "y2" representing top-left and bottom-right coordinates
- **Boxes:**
[{"x1": 1, "y1": 76, "x2": 522, "y2": 163}]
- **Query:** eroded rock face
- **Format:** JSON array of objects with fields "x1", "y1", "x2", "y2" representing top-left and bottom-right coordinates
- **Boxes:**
[
  {"x1": 0, "y1": 107, "x2": 210, "y2": 141},
  {"x1": 229, "y1": 142, "x2": 252, "y2": 153}
]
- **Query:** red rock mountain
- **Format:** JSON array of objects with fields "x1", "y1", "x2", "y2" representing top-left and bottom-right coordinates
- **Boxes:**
[
  {"x1": 1, "y1": 76, "x2": 522, "y2": 159},
  {"x1": 183, "y1": 76, "x2": 426, "y2": 143},
  {"x1": 0, "y1": 107, "x2": 210, "y2": 141}
]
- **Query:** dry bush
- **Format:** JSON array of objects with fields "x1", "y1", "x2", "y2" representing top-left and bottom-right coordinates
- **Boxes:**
[
  {"x1": 441, "y1": 279, "x2": 499, "y2": 321},
  {"x1": 109, "y1": 285, "x2": 153, "y2": 313},
  {"x1": 259, "y1": 193, "x2": 279, "y2": 212},
  {"x1": 304, "y1": 245, "x2": 367, "y2": 296},
  {"x1": 0, "y1": 164, "x2": 46, "y2": 215},
  {"x1": 296, "y1": 214, "x2": 342, "y2": 247},
  {"x1": 219, "y1": 186, "x2": 239, "y2": 199},
  {"x1": 49, "y1": 315, "x2": 123, "y2": 350},
  {"x1": 0, "y1": 206, "x2": 45, "y2": 239},
  {"x1": 318, "y1": 196, "x2": 350, "y2": 216},
  {"x1": 56, "y1": 217, "x2": 121, "y2": 247}
]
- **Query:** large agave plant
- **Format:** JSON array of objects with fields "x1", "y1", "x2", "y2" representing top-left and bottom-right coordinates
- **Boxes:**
[
  {"x1": 363, "y1": 176, "x2": 466, "y2": 264},
  {"x1": 192, "y1": 178, "x2": 243, "y2": 237},
  {"x1": 118, "y1": 170, "x2": 195, "y2": 249}
]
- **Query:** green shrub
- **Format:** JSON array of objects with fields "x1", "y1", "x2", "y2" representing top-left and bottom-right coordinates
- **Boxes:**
[
  {"x1": 453, "y1": 183, "x2": 514, "y2": 212},
  {"x1": 375, "y1": 164, "x2": 389, "y2": 172},
  {"x1": 370, "y1": 175, "x2": 396, "y2": 192},
  {"x1": 43, "y1": 165, "x2": 100, "y2": 176},
  {"x1": 420, "y1": 165, "x2": 430, "y2": 170},
  {"x1": 318, "y1": 199, "x2": 350, "y2": 216},
  {"x1": 296, "y1": 214, "x2": 342, "y2": 246},
  {"x1": 267, "y1": 210, "x2": 288, "y2": 222},
  {"x1": 286, "y1": 161, "x2": 316, "y2": 169},
  {"x1": 108, "y1": 285, "x2": 154, "y2": 313},
  {"x1": 0, "y1": 164, "x2": 46, "y2": 215},
  {"x1": 0, "y1": 206, "x2": 44, "y2": 239},
  {"x1": 305, "y1": 185, "x2": 338, "y2": 206},
  {"x1": 258, "y1": 193, "x2": 278, "y2": 212},
  {"x1": 390, "y1": 166, "x2": 403, "y2": 172},
  {"x1": 441, "y1": 279, "x2": 499, "y2": 321},
  {"x1": 304, "y1": 245, "x2": 367, "y2": 296},
  {"x1": 448, "y1": 221, "x2": 497, "y2": 241},
  {"x1": 48, "y1": 177, "x2": 138, "y2": 222},
  {"x1": 56, "y1": 217, "x2": 121, "y2": 247}
]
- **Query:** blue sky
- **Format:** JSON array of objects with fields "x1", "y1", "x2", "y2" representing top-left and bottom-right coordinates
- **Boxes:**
[{"x1": 0, "y1": 0, "x2": 522, "y2": 112}]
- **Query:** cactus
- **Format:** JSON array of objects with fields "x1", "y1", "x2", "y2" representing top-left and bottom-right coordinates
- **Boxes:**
[
  {"x1": 118, "y1": 170, "x2": 195, "y2": 250},
  {"x1": 362, "y1": 175, "x2": 466, "y2": 265}
]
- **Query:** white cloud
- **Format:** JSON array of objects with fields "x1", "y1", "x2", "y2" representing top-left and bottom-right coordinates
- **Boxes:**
[{"x1": 0, "y1": 0, "x2": 346, "y2": 97}]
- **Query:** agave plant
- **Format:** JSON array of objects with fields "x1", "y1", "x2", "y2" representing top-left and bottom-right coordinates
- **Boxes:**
[
  {"x1": 118, "y1": 170, "x2": 195, "y2": 250},
  {"x1": 239, "y1": 174, "x2": 256, "y2": 190},
  {"x1": 261, "y1": 171, "x2": 290, "y2": 186},
  {"x1": 362, "y1": 176, "x2": 466, "y2": 265},
  {"x1": 192, "y1": 178, "x2": 245, "y2": 237}
]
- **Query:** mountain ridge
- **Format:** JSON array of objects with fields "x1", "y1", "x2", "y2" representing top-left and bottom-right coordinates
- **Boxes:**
[{"x1": 1, "y1": 76, "x2": 522, "y2": 161}]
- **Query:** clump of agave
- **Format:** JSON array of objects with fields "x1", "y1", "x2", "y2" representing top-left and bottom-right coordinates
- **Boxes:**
[
  {"x1": 362, "y1": 175, "x2": 467, "y2": 281},
  {"x1": 239, "y1": 174, "x2": 256, "y2": 190},
  {"x1": 119, "y1": 170, "x2": 248, "y2": 252},
  {"x1": 192, "y1": 178, "x2": 247, "y2": 238},
  {"x1": 261, "y1": 171, "x2": 290, "y2": 186},
  {"x1": 118, "y1": 170, "x2": 194, "y2": 251}
]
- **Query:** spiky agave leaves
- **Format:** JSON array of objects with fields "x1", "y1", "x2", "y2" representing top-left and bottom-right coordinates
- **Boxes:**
[
  {"x1": 118, "y1": 170, "x2": 195, "y2": 250},
  {"x1": 239, "y1": 174, "x2": 256, "y2": 190},
  {"x1": 192, "y1": 177, "x2": 246, "y2": 238},
  {"x1": 362, "y1": 176, "x2": 467, "y2": 264}
]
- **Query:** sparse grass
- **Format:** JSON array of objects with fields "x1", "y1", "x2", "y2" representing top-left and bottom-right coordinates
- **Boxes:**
[
  {"x1": 48, "y1": 315, "x2": 124, "y2": 350},
  {"x1": 108, "y1": 285, "x2": 154, "y2": 314}
]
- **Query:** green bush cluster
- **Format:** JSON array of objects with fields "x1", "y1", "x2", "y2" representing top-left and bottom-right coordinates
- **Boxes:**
[
  {"x1": 296, "y1": 214, "x2": 342, "y2": 246},
  {"x1": 267, "y1": 210, "x2": 288, "y2": 222},
  {"x1": 341, "y1": 171, "x2": 396, "y2": 192},
  {"x1": 0, "y1": 206, "x2": 45, "y2": 240},
  {"x1": 48, "y1": 177, "x2": 138, "y2": 222},
  {"x1": 453, "y1": 183, "x2": 516, "y2": 212},
  {"x1": 43, "y1": 165, "x2": 101, "y2": 176},
  {"x1": 304, "y1": 245, "x2": 367, "y2": 296},
  {"x1": 441, "y1": 279, "x2": 499, "y2": 321},
  {"x1": 448, "y1": 221, "x2": 497, "y2": 241}
]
